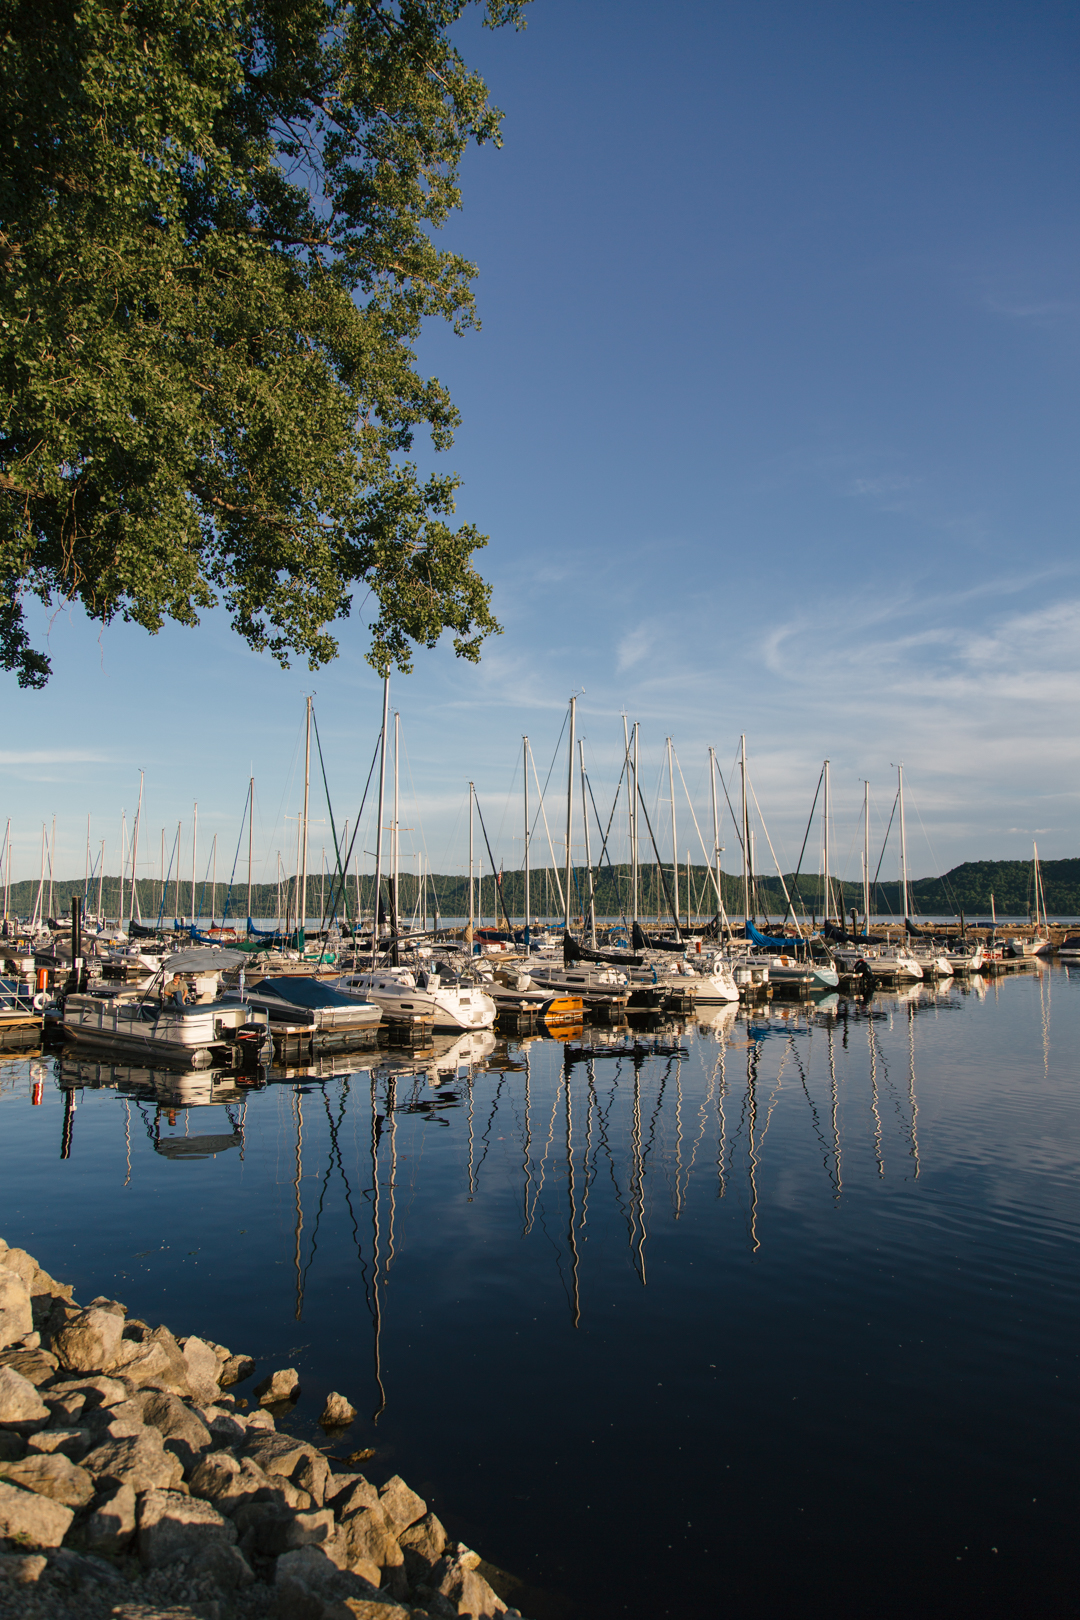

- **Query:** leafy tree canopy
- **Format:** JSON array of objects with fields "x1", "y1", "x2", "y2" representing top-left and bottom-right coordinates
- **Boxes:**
[{"x1": 0, "y1": 0, "x2": 526, "y2": 687}]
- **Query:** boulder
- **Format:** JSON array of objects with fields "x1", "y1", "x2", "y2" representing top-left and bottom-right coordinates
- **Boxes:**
[
  {"x1": 139, "y1": 1389, "x2": 212, "y2": 1472},
  {"x1": 82, "y1": 1428, "x2": 185, "y2": 1493},
  {"x1": 0, "y1": 1431, "x2": 26, "y2": 1461},
  {"x1": 271, "y1": 1545, "x2": 389, "y2": 1620},
  {"x1": 195, "y1": 1404, "x2": 247, "y2": 1447},
  {"x1": 328, "y1": 1477, "x2": 380, "y2": 1517},
  {"x1": 82, "y1": 1479, "x2": 137, "y2": 1554},
  {"x1": 295, "y1": 1448, "x2": 331, "y2": 1507},
  {"x1": 336, "y1": 1501, "x2": 403, "y2": 1578},
  {"x1": 27, "y1": 1428, "x2": 93, "y2": 1461},
  {"x1": 255, "y1": 1366, "x2": 301, "y2": 1406},
  {"x1": 431, "y1": 1554, "x2": 508, "y2": 1618},
  {"x1": 220, "y1": 1352, "x2": 256, "y2": 1387},
  {"x1": 0, "y1": 1345, "x2": 59, "y2": 1385},
  {"x1": 320, "y1": 1392, "x2": 357, "y2": 1429},
  {"x1": 44, "y1": 1374, "x2": 129, "y2": 1412},
  {"x1": 0, "y1": 1268, "x2": 33, "y2": 1352},
  {"x1": 0, "y1": 1250, "x2": 36, "y2": 1289},
  {"x1": 53, "y1": 1306, "x2": 124, "y2": 1374},
  {"x1": 0, "y1": 1451, "x2": 95, "y2": 1508},
  {"x1": 180, "y1": 1336, "x2": 222, "y2": 1405},
  {"x1": 398, "y1": 1512, "x2": 448, "y2": 1581},
  {"x1": 145, "y1": 1324, "x2": 193, "y2": 1397},
  {"x1": 244, "y1": 1428, "x2": 321, "y2": 1484},
  {"x1": 137, "y1": 1486, "x2": 238, "y2": 1569},
  {"x1": 237, "y1": 1502, "x2": 336, "y2": 1559},
  {"x1": 86, "y1": 1296, "x2": 126, "y2": 1316},
  {"x1": 107, "y1": 1337, "x2": 177, "y2": 1388},
  {"x1": 201, "y1": 1540, "x2": 256, "y2": 1591},
  {"x1": 377, "y1": 1475, "x2": 426, "y2": 1535},
  {"x1": 331, "y1": 1602, "x2": 412, "y2": 1620},
  {"x1": 0, "y1": 1478, "x2": 74, "y2": 1547},
  {"x1": 0, "y1": 1363, "x2": 49, "y2": 1432},
  {"x1": 0, "y1": 1552, "x2": 48, "y2": 1585}
]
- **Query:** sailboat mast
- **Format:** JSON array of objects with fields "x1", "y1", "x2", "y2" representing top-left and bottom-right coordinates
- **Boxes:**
[
  {"x1": 174, "y1": 821, "x2": 181, "y2": 921},
  {"x1": 118, "y1": 812, "x2": 126, "y2": 927},
  {"x1": 84, "y1": 815, "x2": 90, "y2": 910},
  {"x1": 211, "y1": 836, "x2": 217, "y2": 926},
  {"x1": 97, "y1": 840, "x2": 104, "y2": 922},
  {"x1": 629, "y1": 720, "x2": 640, "y2": 924},
  {"x1": 300, "y1": 699, "x2": 311, "y2": 936},
  {"x1": 667, "y1": 737, "x2": 679, "y2": 930},
  {"x1": 823, "y1": 758, "x2": 830, "y2": 924},
  {"x1": 372, "y1": 677, "x2": 389, "y2": 964},
  {"x1": 468, "y1": 781, "x2": 474, "y2": 938},
  {"x1": 898, "y1": 763, "x2": 909, "y2": 920},
  {"x1": 523, "y1": 737, "x2": 531, "y2": 948},
  {"x1": 709, "y1": 747, "x2": 722, "y2": 917},
  {"x1": 392, "y1": 711, "x2": 400, "y2": 939},
  {"x1": 863, "y1": 781, "x2": 870, "y2": 928},
  {"x1": 740, "y1": 734, "x2": 750, "y2": 925},
  {"x1": 580, "y1": 739, "x2": 597, "y2": 945},
  {"x1": 48, "y1": 814, "x2": 55, "y2": 920},
  {"x1": 190, "y1": 800, "x2": 197, "y2": 925},
  {"x1": 563, "y1": 697, "x2": 576, "y2": 933},
  {"x1": 2, "y1": 819, "x2": 10, "y2": 923},
  {"x1": 246, "y1": 777, "x2": 254, "y2": 925}
]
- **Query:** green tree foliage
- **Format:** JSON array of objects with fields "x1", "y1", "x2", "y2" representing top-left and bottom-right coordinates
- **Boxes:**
[{"x1": 0, "y1": 0, "x2": 525, "y2": 687}]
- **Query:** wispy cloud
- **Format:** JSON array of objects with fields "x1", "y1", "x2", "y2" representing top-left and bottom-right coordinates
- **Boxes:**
[
  {"x1": 0, "y1": 750, "x2": 111, "y2": 765},
  {"x1": 617, "y1": 625, "x2": 655, "y2": 673}
]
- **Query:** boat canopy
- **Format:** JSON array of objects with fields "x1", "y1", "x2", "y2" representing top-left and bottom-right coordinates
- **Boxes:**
[
  {"x1": 744, "y1": 920, "x2": 798, "y2": 950},
  {"x1": 164, "y1": 947, "x2": 249, "y2": 973},
  {"x1": 631, "y1": 922, "x2": 687, "y2": 954},
  {"x1": 564, "y1": 931, "x2": 644, "y2": 968},
  {"x1": 251, "y1": 976, "x2": 366, "y2": 1010}
]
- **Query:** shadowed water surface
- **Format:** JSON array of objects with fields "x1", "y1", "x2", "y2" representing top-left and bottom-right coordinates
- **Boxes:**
[{"x1": 1, "y1": 966, "x2": 1078, "y2": 1619}]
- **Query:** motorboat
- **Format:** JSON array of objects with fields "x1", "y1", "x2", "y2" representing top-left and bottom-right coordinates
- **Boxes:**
[
  {"x1": 331, "y1": 966, "x2": 496, "y2": 1031},
  {"x1": 836, "y1": 946, "x2": 924, "y2": 983},
  {"x1": 943, "y1": 945, "x2": 985, "y2": 973},
  {"x1": 230, "y1": 975, "x2": 381, "y2": 1032},
  {"x1": 523, "y1": 960, "x2": 631, "y2": 1011},
  {"x1": 472, "y1": 962, "x2": 584, "y2": 1017},
  {"x1": 1058, "y1": 935, "x2": 1080, "y2": 962},
  {"x1": 61, "y1": 948, "x2": 271, "y2": 1070}
]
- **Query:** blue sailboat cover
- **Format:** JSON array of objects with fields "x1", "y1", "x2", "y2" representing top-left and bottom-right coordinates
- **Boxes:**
[
  {"x1": 744, "y1": 920, "x2": 798, "y2": 949},
  {"x1": 254, "y1": 977, "x2": 363, "y2": 1009}
]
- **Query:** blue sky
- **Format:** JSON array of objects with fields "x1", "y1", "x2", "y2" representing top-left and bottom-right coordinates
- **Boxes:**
[{"x1": 3, "y1": 0, "x2": 1078, "y2": 889}]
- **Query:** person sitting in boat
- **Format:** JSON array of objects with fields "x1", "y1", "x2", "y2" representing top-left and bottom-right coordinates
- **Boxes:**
[{"x1": 164, "y1": 973, "x2": 195, "y2": 1008}]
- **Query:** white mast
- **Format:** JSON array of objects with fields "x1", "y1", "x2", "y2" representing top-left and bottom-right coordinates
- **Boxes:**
[
  {"x1": 709, "y1": 746, "x2": 723, "y2": 918},
  {"x1": 48, "y1": 813, "x2": 55, "y2": 920},
  {"x1": 740, "y1": 734, "x2": 750, "y2": 925},
  {"x1": 862, "y1": 780, "x2": 870, "y2": 929},
  {"x1": 392, "y1": 711, "x2": 400, "y2": 937},
  {"x1": 667, "y1": 737, "x2": 679, "y2": 930},
  {"x1": 580, "y1": 738, "x2": 596, "y2": 945},
  {"x1": 523, "y1": 736, "x2": 530, "y2": 948},
  {"x1": 130, "y1": 774, "x2": 144, "y2": 924},
  {"x1": 564, "y1": 696, "x2": 576, "y2": 932},
  {"x1": 211, "y1": 835, "x2": 217, "y2": 926},
  {"x1": 372, "y1": 677, "x2": 389, "y2": 963},
  {"x1": 301, "y1": 698, "x2": 312, "y2": 936},
  {"x1": 190, "y1": 799, "x2": 197, "y2": 926},
  {"x1": 898, "y1": 763, "x2": 909, "y2": 920},
  {"x1": 2, "y1": 819, "x2": 10, "y2": 924},
  {"x1": 246, "y1": 777, "x2": 254, "y2": 925},
  {"x1": 822, "y1": 758, "x2": 830, "y2": 924},
  {"x1": 97, "y1": 839, "x2": 104, "y2": 923},
  {"x1": 467, "y1": 781, "x2": 474, "y2": 939},
  {"x1": 118, "y1": 811, "x2": 126, "y2": 927}
]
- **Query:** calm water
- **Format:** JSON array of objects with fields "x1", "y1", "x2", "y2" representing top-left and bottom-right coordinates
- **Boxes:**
[{"x1": 1, "y1": 967, "x2": 1078, "y2": 1620}]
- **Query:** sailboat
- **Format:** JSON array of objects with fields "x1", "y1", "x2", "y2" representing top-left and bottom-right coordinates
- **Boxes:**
[{"x1": 1007, "y1": 843, "x2": 1051, "y2": 957}]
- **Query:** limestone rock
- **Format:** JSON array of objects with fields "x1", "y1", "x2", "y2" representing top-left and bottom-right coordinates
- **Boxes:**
[
  {"x1": 237, "y1": 1503, "x2": 336, "y2": 1559},
  {"x1": 195, "y1": 1404, "x2": 247, "y2": 1446},
  {"x1": 82, "y1": 1428, "x2": 185, "y2": 1493},
  {"x1": 398, "y1": 1511, "x2": 448, "y2": 1581},
  {"x1": 431, "y1": 1555, "x2": 508, "y2": 1618},
  {"x1": 187, "y1": 1449, "x2": 244, "y2": 1511},
  {"x1": 139, "y1": 1389, "x2": 212, "y2": 1472},
  {"x1": 82, "y1": 1479, "x2": 137, "y2": 1554},
  {"x1": 295, "y1": 1448, "x2": 331, "y2": 1507},
  {"x1": 220, "y1": 1352, "x2": 256, "y2": 1387},
  {"x1": 137, "y1": 1486, "x2": 238, "y2": 1568},
  {"x1": 0, "y1": 1267, "x2": 33, "y2": 1352},
  {"x1": 244, "y1": 1406, "x2": 277, "y2": 1431},
  {"x1": 0, "y1": 1363, "x2": 49, "y2": 1432},
  {"x1": 255, "y1": 1366, "x2": 301, "y2": 1406},
  {"x1": 0, "y1": 1345, "x2": 59, "y2": 1385},
  {"x1": 377, "y1": 1475, "x2": 426, "y2": 1535},
  {"x1": 0, "y1": 1478, "x2": 74, "y2": 1546},
  {"x1": 0, "y1": 1431, "x2": 26, "y2": 1461},
  {"x1": 320, "y1": 1392, "x2": 357, "y2": 1429},
  {"x1": 336, "y1": 1501, "x2": 402, "y2": 1576},
  {"x1": 0, "y1": 1450, "x2": 95, "y2": 1508},
  {"x1": 201, "y1": 1540, "x2": 256, "y2": 1590},
  {"x1": 0, "y1": 1250, "x2": 36, "y2": 1289},
  {"x1": 45, "y1": 1374, "x2": 129, "y2": 1412},
  {"x1": 54, "y1": 1305, "x2": 124, "y2": 1374},
  {"x1": 0, "y1": 1551, "x2": 48, "y2": 1585},
  {"x1": 329, "y1": 1476, "x2": 380, "y2": 1517},
  {"x1": 332, "y1": 1602, "x2": 412, "y2": 1620},
  {"x1": 108, "y1": 1336, "x2": 177, "y2": 1388},
  {"x1": 145, "y1": 1324, "x2": 193, "y2": 1397},
  {"x1": 271, "y1": 1544, "x2": 387, "y2": 1620},
  {"x1": 179, "y1": 1335, "x2": 222, "y2": 1405},
  {"x1": 27, "y1": 1427, "x2": 92, "y2": 1460},
  {"x1": 244, "y1": 1428, "x2": 320, "y2": 1483}
]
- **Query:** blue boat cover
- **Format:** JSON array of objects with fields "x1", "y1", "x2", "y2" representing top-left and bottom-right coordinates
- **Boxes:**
[
  {"x1": 253, "y1": 976, "x2": 364, "y2": 1009},
  {"x1": 745, "y1": 920, "x2": 798, "y2": 950}
]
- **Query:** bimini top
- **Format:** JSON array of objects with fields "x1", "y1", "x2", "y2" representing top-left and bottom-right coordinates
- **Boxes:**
[{"x1": 163, "y1": 947, "x2": 249, "y2": 974}]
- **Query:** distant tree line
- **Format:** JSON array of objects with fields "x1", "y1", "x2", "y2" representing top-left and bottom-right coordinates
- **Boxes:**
[{"x1": 7, "y1": 857, "x2": 1078, "y2": 922}]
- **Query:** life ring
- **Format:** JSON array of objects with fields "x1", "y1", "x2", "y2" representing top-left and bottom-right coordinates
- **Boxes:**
[{"x1": 33, "y1": 991, "x2": 48, "y2": 1010}]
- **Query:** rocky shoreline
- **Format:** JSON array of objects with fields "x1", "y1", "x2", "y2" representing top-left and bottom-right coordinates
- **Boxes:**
[{"x1": 0, "y1": 1238, "x2": 529, "y2": 1620}]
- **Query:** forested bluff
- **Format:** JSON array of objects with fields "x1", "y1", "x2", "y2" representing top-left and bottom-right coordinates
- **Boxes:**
[{"x1": 9, "y1": 859, "x2": 1079, "y2": 922}]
